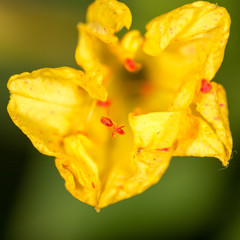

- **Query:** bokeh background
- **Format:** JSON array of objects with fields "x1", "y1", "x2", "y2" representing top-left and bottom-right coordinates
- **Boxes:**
[{"x1": 1, "y1": 0, "x2": 240, "y2": 239}]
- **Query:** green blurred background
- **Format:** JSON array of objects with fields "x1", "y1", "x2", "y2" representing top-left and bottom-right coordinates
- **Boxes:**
[{"x1": 1, "y1": 0, "x2": 240, "y2": 239}]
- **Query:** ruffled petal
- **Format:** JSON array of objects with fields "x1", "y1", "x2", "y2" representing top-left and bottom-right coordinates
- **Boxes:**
[
  {"x1": 86, "y1": 0, "x2": 132, "y2": 43},
  {"x1": 195, "y1": 82, "x2": 232, "y2": 163},
  {"x1": 75, "y1": 23, "x2": 118, "y2": 99},
  {"x1": 75, "y1": 0, "x2": 132, "y2": 94},
  {"x1": 169, "y1": 76, "x2": 197, "y2": 111},
  {"x1": 173, "y1": 82, "x2": 232, "y2": 166},
  {"x1": 55, "y1": 134, "x2": 100, "y2": 207},
  {"x1": 174, "y1": 113, "x2": 227, "y2": 165},
  {"x1": 143, "y1": 1, "x2": 231, "y2": 80},
  {"x1": 75, "y1": 0, "x2": 132, "y2": 68},
  {"x1": 96, "y1": 111, "x2": 182, "y2": 208},
  {"x1": 120, "y1": 30, "x2": 143, "y2": 59},
  {"x1": 7, "y1": 67, "x2": 94, "y2": 156}
]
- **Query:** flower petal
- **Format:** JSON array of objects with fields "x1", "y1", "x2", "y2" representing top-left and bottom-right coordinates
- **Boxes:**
[
  {"x1": 143, "y1": 1, "x2": 230, "y2": 80},
  {"x1": 75, "y1": 0, "x2": 132, "y2": 87},
  {"x1": 55, "y1": 134, "x2": 100, "y2": 207},
  {"x1": 129, "y1": 112, "x2": 182, "y2": 149},
  {"x1": 170, "y1": 76, "x2": 197, "y2": 111},
  {"x1": 75, "y1": 23, "x2": 115, "y2": 74},
  {"x1": 174, "y1": 82, "x2": 232, "y2": 166},
  {"x1": 95, "y1": 111, "x2": 182, "y2": 208},
  {"x1": 7, "y1": 67, "x2": 94, "y2": 156},
  {"x1": 120, "y1": 30, "x2": 143, "y2": 59},
  {"x1": 195, "y1": 82, "x2": 232, "y2": 163},
  {"x1": 86, "y1": 0, "x2": 132, "y2": 42},
  {"x1": 174, "y1": 114, "x2": 227, "y2": 165},
  {"x1": 75, "y1": 23, "x2": 118, "y2": 99}
]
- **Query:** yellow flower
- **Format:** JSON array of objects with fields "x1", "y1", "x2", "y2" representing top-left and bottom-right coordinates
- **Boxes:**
[{"x1": 7, "y1": 0, "x2": 232, "y2": 210}]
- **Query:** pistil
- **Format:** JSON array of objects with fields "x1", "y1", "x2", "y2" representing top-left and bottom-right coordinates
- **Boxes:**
[{"x1": 100, "y1": 116, "x2": 125, "y2": 137}]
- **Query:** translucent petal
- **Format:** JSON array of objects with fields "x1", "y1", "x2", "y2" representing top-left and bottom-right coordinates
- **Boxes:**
[
  {"x1": 55, "y1": 134, "x2": 100, "y2": 207},
  {"x1": 75, "y1": 23, "x2": 115, "y2": 73},
  {"x1": 195, "y1": 82, "x2": 232, "y2": 163},
  {"x1": 7, "y1": 67, "x2": 92, "y2": 156},
  {"x1": 174, "y1": 82, "x2": 232, "y2": 166},
  {"x1": 75, "y1": 23, "x2": 118, "y2": 100},
  {"x1": 174, "y1": 114, "x2": 227, "y2": 165},
  {"x1": 94, "y1": 112, "x2": 182, "y2": 208},
  {"x1": 169, "y1": 76, "x2": 197, "y2": 111},
  {"x1": 75, "y1": 0, "x2": 132, "y2": 83},
  {"x1": 87, "y1": 0, "x2": 132, "y2": 41},
  {"x1": 120, "y1": 30, "x2": 143, "y2": 58},
  {"x1": 143, "y1": 1, "x2": 231, "y2": 80}
]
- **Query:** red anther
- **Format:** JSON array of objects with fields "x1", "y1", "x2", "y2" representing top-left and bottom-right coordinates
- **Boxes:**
[
  {"x1": 92, "y1": 182, "x2": 95, "y2": 189},
  {"x1": 200, "y1": 79, "x2": 212, "y2": 93},
  {"x1": 100, "y1": 117, "x2": 113, "y2": 127},
  {"x1": 115, "y1": 126, "x2": 125, "y2": 135},
  {"x1": 112, "y1": 125, "x2": 125, "y2": 137},
  {"x1": 97, "y1": 99, "x2": 111, "y2": 107},
  {"x1": 155, "y1": 148, "x2": 169, "y2": 152},
  {"x1": 125, "y1": 58, "x2": 137, "y2": 72}
]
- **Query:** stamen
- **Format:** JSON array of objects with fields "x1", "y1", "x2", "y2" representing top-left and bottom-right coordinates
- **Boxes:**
[
  {"x1": 200, "y1": 79, "x2": 212, "y2": 93},
  {"x1": 100, "y1": 117, "x2": 125, "y2": 137},
  {"x1": 112, "y1": 125, "x2": 125, "y2": 137},
  {"x1": 97, "y1": 99, "x2": 111, "y2": 107},
  {"x1": 100, "y1": 117, "x2": 113, "y2": 127},
  {"x1": 87, "y1": 100, "x2": 97, "y2": 123},
  {"x1": 124, "y1": 58, "x2": 137, "y2": 72}
]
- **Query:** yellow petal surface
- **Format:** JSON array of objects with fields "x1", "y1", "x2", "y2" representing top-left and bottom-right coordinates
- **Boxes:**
[
  {"x1": 173, "y1": 82, "x2": 232, "y2": 166},
  {"x1": 86, "y1": 0, "x2": 132, "y2": 42},
  {"x1": 7, "y1": 67, "x2": 93, "y2": 156},
  {"x1": 120, "y1": 30, "x2": 143, "y2": 59},
  {"x1": 169, "y1": 76, "x2": 197, "y2": 111},
  {"x1": 195, "y1": 82, "x2": 232, "y2": 163},
  {"x1": 174, "y1": 113, "x2": 227, "y2": 163},
  {"x1": 75, "y1": 0, "x2": 132, "y2": 91},
  {"x1": 55, "y1": 134, "x2": 101, "y2": 207},
  {"x1": 75, "y1": 23, "x2": 118, "y2": 100},
  {"x1": 143, "y1": 1, "x2": 231, "y2": 80},
  {"x1": 95, "y1": 111, "x2": 182, "y2": 208}
]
